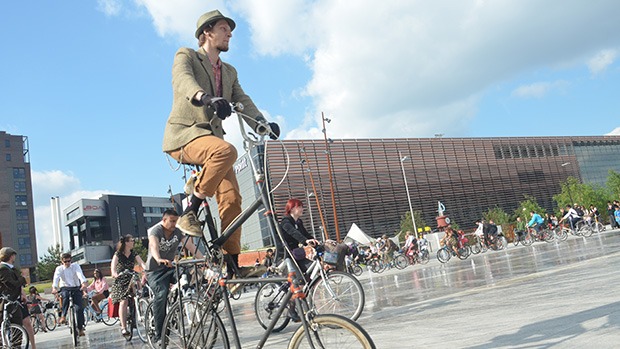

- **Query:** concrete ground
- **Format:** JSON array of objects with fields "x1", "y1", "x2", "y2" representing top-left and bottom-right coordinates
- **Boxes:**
[{"x1": 34, "y1": 227, "x2": 620, "y2": 348}]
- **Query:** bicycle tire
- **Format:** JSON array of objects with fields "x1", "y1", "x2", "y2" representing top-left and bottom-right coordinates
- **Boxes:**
[
  {"x1": 543, "y1": 229, "x2": 555, "y2": 243},
  {"x1": 394, "y1": 254, "x2": 409, "y2": 269},
  {"x1": 6, "y1": 323, "x2": 29, "y2": 349},
  {"x1": 70, "y1": 304, "x2": 78, "y2": 346},
  {"x1": 471, "y1": 242, "x2": 482, "y2": 254},
  {"x1": 352, "y1": 264, "x2": 363, "y2": 276},
  {"x1": 136, "y1": 298, "x2": 150, "y2": 343},
  {"x1": 368, "y1": 260, "x2": 382, "y2": 273},
  {"x1": 100, "y1": 300, "x2": 119, "y2": 326},
  {"x1": 31, "y1": 317, "x2": 39, "y2": 335},
  {"x1": 555, "y1": 227, "x2": 568, "y2": 241},
  {"x1": 45, "y1": 313, "x2": 57, "y2": 331},
  {"x1": 577, "y1": 222, "x2": 593, "y2": 237},
  {"x1": 457, "y1": 246, "x2": 470, "y2": 260},
  {"x1": 161, "y1": 297, "x2": 229, "y2": 349},
  {"x1": 287, "y1": 314, "x2": 376, "y2": 349},
  {"x1": 124, "y1": 299, "x2": 134, "y2": 342},
  {"x1": 309, "y1": 271, "x2": 365, "y2": 321},
  {"x1": 145, "y1": 303, "x2": 158, "y2": 349},
  {"x1": 437, "y1": 247, "x2": 450, "y2": 263},
  {"x1": 522, "y1": 234, "x2": 533, "y2": 246},
  {"x1": 254, "y1": 282, "x2": 291, "y2": 332}
]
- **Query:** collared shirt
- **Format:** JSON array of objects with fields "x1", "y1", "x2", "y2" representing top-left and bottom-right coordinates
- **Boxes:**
[
  {"x1": 86, "y1": 278, "x2": 109, "y2": 293},
  {"x1": 209, "y1": 56, "x2": 223, "y2": 97},
  {"x1": 52, "y1": 262, "x2": 87, "y2": 288},
  {"x1": 0, "y1": 261, "x2": 14, "y2": 269}
]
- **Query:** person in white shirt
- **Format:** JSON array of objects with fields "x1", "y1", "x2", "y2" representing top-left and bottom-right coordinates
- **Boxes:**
[
  {"x1": 51, "y1": 252, "x2": 88, "y2": 336},
  {"x1": 558, "y1": 205, "x2": 582, "y2": 230}
]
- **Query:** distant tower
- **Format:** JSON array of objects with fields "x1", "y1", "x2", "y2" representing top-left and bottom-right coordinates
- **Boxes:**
[{"x1": 50, "y1": 196, "x2": 64, "y2": 250}]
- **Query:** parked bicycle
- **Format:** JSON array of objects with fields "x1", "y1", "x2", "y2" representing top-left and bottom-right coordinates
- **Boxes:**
[{"x1": 0, "y1": 295, "x2": 29, "y2": 349}]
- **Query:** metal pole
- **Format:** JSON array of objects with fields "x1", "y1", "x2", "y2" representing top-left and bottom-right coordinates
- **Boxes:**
[
  {"x1": 300, "y1": 149, "x2": 330, "y2": 241},
  {"x1": 307, "y1": 191, "x2": 317, "y2": 239},
  {"x1": 322, "y1": 112, "x2": 341, "y2": 241},
  {"x1": 399, "y1": 151, "x2": 417, "y2": 235}
]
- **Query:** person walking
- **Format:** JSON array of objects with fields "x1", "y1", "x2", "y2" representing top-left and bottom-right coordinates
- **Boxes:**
[{"x1": 162, "y1": 9, "x2": 280, "y2": 278}]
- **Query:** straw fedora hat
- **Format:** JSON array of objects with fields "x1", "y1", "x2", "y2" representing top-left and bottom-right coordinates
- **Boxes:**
[{"x1": 195, "y1": 10, "x2": 236, "y2": 38}]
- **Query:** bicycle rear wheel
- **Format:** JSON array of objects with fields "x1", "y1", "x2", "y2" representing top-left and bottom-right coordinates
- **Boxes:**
[
  {"x1": 418, "y1": 250, "x2": 430, "y2": 264},
  {"x1": 254, "y1": 282, "x2": 290, "y2": 332},
  {"x1": 100, "y1": 300, "x2": 119, "y2": 326},
  {"x1": 161, "y1": 298, "x2": 228, "y2": 349},
  {"x1": 394, "y1": 254, "x2": 409, "y2": 269},
  {"x1": 309, "y1": 271, "x2": 365, "y2": 321},
  {"x1": 437, "y1": 248, "x2": 450, "y2": 263},
  {"x1": 288, "y1": 314, "x2": 376, "y2": 349},
  {"x1": 351, "y1": 264, "x2": 363, "y2": 276},
  {"x1": 7, "y1": 323, "x2": 29, "y2": 349}
]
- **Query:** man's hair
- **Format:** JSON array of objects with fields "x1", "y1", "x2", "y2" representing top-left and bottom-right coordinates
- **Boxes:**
[
  {"x1": 266, "y1": 248, "x2": 273, "y2": 253},
  {"x1": 163, "y1": 209, "x2": 179, "y2": 218},
  {"x1": 0, "y1": 247, "x2": 17, "y2": 262},
  {"x1": 61, "y1": 252, "x2": 72, "y2": 260}
]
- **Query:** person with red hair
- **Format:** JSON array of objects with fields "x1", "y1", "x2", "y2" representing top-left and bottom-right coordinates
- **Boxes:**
[{"x1": 278, "y1": 198, "x2": 318, "y2": 273}]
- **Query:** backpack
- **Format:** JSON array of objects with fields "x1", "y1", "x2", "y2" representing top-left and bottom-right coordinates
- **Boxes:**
[{"x1": 575, "y1": 207, "x2": 584, "y2": 216}]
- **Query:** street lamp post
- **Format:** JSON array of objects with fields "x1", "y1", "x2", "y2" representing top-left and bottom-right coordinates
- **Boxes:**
[
  {"x1": 306, "y1": 191, "x2": 317, "y2": 239},
  {"x1": 399, "y1": 151, "x2": 417, "y2": 235},
  {"x1": 561, "y1": 162, "x2": 574, "y2": 204}
]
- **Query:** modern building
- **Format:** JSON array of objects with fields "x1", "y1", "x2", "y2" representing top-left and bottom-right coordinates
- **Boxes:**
[
  {"x1": 231, "y1": 135, "x2": 620, "y2": 245},
  {"x1": 63, "y1": 194, "x2": 181, "y2": 265},
  {"x1": 0, "y1": 131, "x2": 38, "y2": 279}
]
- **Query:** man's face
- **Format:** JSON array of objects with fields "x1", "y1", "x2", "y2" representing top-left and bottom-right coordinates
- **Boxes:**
[
  {"x1": 162, "y1": 215, "x2": 179, "y2": 231},
  {"x1": 207, "y1": 19, "x2": 232, "y2": 52}
]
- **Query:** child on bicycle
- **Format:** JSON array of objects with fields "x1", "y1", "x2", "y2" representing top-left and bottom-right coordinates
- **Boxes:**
[{"x1": 26, "y1": 286, "x2": 47, "y2": 332}]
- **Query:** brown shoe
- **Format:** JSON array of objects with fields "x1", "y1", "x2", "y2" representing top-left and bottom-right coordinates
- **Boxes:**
[
  {"x1": 79, "y1": 329, "x2": 86, "y2": 336},
  {"x1": 177, "y1": 211, "x2": 203, "y2": 237}
]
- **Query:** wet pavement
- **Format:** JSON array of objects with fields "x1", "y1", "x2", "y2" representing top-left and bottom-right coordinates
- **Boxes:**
[{"x1": 35, "y1": 228, "x2": 620, "y2": 348}]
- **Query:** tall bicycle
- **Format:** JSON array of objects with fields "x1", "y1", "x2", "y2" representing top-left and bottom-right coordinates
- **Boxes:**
[
  {"x1": 0, "y1": 295, "x2": 29, "y2": 349},
  {"x1": 160, "y1": 104, "x2": 376, "y2": 349}
]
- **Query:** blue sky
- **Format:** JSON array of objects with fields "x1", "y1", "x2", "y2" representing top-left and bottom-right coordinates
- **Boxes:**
[{"x1": 1, "y1": 0, "x2": 619, "y2": 257}]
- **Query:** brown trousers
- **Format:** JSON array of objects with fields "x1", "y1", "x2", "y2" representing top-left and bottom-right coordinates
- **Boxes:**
[{"x1": 168, "y1": 135, "x2": 243, "y2": 254}]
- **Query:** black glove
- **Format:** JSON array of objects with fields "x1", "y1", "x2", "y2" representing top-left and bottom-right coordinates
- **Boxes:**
[
  {"x1": 268, "y1": 122, "x2": 280, "y2": 140},
  {"x1": 200, "y1": 94, "x2": 232, "y2": 120}
]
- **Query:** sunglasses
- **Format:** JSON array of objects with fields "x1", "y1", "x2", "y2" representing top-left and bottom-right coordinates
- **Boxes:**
[{"x1": 62, "y1": 259, "x2": 71, "y2": 263}]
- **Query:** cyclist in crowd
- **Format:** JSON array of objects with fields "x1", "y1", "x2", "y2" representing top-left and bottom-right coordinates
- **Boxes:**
[
  {"x1": 403, "y1": 231, "x2": 418, "y2": 258},
  {"x1": 147, "y1": 209, "x2": 203, "y2": 345},
  {"x1": 52, "y1": 252, "x2": 87, "y2": 337},
  {"x1": 86, "y1": 269, "x2": 109, "y2": 315},
  {"x1": 110, "y1": 234, "x2": 147, "y2": 337},
  {"x1": 588, "y1": 204, "x2": 600, "y2": 224},
  {"x1": 279, "y1": 198, "x2": 319, "y2": 274},
  {"x1": 0, "y1": 247, "x2": 37, "y2": 349},
  {"x1": 162, "y1": 9, "x2": 279, "y2": 281},
  {"x1": 527, "y1": 211, "x2": 544, "y2": 238},
  {"x1": 614, "y1": 205, "x2": 620, "y2": 227},
  {"x1": 514, "y1": 216, "x2": 527, "y2": 242},
  {"x1": 380, "y1": 234, "x2": 398, "y2": 265},
  {"x1": 26, "y1": 286, "x2": 47, "y2": 333},
  {"x1": 480, "y1": 220, "x2": 499, "y2": 248},
  {"x1": 558, "y1": 204, "x2": 583, "y2": 230},
  {"x1": 440, "y1": 227, "x2": 459, "y2": 256}
]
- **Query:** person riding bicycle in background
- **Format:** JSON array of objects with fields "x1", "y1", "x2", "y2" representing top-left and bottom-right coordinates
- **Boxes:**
[
  {"x1": 527, "y1": 211, "x2": 544, "y2": 239},
  {"x1": 146, "y1": 209, "x2": 203, "y2": 345},
  {"x1": 52, "y1": 252, "x2": 87, "y2": 337},
  {"x1": 440, "y1": 227, "x2": 460, "y2": 256},
  {"x1": 0, "y1": 247, "x2": 37, "y2": 349},
  {"x1": 162, "y1": 9, "x2": 280, "y2": 280},
  {"x1": 110, "y1": 234, "x2": 147, "y2": 337},
  {"x1": 379, "y1": 234, "x2": 398, "y2": 265},
  {"x1": 480, "y1": 220, "x2": 498, "y2": 248},
  {"x1": 278, "y1": 198, "x2": 319, "y2": 274},
  {"x1": 403, "y1": 231, "x2": 418, "y2": 259},
  {"x1": 26, "y1": 286, "x2": 47, "y2": 333},
  {"x1": 514, "y1": 216, "x2": 527, "y2": 242},
  {"x1": 558, "y1": 204, "x2": 583, "y2": 230},
  {"x1": 86, "y1": 269, "x2": 109, "y2": 316}
]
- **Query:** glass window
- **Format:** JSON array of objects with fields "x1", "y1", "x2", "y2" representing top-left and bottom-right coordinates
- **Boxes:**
[
  {"x1": 17, "y1": 223, "x2": 29, "y2": 234},
  {"x1": 5, "y1": 154, "x2": 11, "y2": 161},
  {"x1": 4, "y1": 139, "x2": 9, "y2": 148},
  {"x1": 18, "y1": 237, "x2": 31, "y2": 248},
  {"x1": 14, "y1": 181, "x2": 26, "y2": 192},
  {"x1": 19, "y1": 254, "x2": 32, "y2": 266},
  {"x1": 15, "y1": 195, "x2": 27, "y2": 206},
  {"x1": 13, "y1": 168, "x2": 25, "y2": 178},
  {"x1": 16, "y1": 209, "x2": 28, "y2": 220}
]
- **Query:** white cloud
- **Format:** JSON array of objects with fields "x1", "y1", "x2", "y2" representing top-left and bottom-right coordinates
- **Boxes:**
[
  {"x1": 133, "y1": 1, "x2": 620, "y2": 139},
  {"x1": 511, "y1": 80, "x2": 570, "y2": 99},
  {"x1": 31, "y1": 170, "x2": 114, "y2": 259},
  {"x1": 607, "y1": 127, "x2": 620, "y2": 135},
  {"x1": 97, "y1": 0, "x2": 122, "y2": 16},
  {"x1": 588, "y1": 49, "x2": 617, "y2": 75}
]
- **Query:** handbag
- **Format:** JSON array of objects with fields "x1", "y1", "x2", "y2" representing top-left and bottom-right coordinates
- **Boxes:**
[{"x1": 107, "y1": 297, "x2": 119, "y2": 318}]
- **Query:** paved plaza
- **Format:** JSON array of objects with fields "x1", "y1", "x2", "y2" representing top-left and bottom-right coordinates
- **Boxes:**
[{"x1": 34, "y1": 228, "x2": 620, "y2": 348}]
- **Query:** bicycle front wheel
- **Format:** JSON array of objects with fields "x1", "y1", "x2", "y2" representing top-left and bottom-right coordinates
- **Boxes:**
[
  {"x1": 69, "y1": 305, "x2": 78, "y2": 346},
  {"x1": 309, "y1": 271, "x2": 365, "y2": 321},
  {"x1": 45, "y1": 313, "x2": 57, "y2": 331},
  {"x1": 136, "y1": 298, "x2": 150, "y2": 343},
  {"x1": 6, "y1": 323, "x2": 29, "y2": 349},
  {"x1": 288, "y1": 314, "x2": 376, "y2": 349},
  {"x1": 100, "y1": 300, "x2": 119, "y2": 326},
  {"x1": 161, "y1": 297, "x2": 229, "y2": 349},
  {"x1": 393, "y1": 254, "x2": 409, "y2": 269},
  {"x1": 437, "y1": 248, "x2": 450, "y2": 263},
  {"x1": 254, "y1": 282, "x2": 290, "y2": 332}
]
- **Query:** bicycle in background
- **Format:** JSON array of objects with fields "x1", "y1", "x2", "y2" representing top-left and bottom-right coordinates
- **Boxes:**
[{"x1": 0, "y1": 295, "x2": 29, "y2": 349}]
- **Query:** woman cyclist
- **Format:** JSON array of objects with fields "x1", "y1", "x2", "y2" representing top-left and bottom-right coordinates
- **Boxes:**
[{"x1": 86, "y1": 269, "x2": 109, "y2": 315}]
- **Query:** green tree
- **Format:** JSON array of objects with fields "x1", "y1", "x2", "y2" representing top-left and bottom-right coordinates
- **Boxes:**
[
  {"x1": 36, "y1": 244, "x2": 63, "y2": 281},
  {"x1": 399, "y1": 210, "x2": 426, "y2": 235},
  {"x1": 607, "y1": 170, "x2": 620, "y2": 199},
  {"x1": 133, "y1": 238, "x2": 148, "y2": 262},
  {"x1": 483, "y1": 206, "x2": 511, "y2": 225},
  {"x1": 553, "y1": 177, "x2": 611, "y2": 216},
  {"x1": 514, "y1": 195, "x2": 547, "y2": 222}
]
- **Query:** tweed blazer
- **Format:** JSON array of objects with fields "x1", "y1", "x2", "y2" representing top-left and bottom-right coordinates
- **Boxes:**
[{"x1": 162, "y1": 47, "x2": 263, "y2": 152}]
